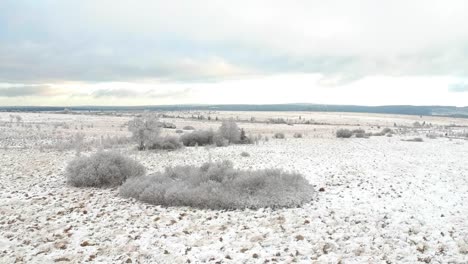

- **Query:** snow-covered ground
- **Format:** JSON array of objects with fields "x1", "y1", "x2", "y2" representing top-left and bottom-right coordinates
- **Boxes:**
[{"x1": 1, "y1": 112, "x2": 468, "y2": 263}]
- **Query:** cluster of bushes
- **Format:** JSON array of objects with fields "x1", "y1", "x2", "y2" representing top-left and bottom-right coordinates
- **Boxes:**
[
  {"x1": 336, "y1": 127, "x2": 395, "y2": 138},
  {"x1": 371, "y1": 128, "x2": 394, "y2": 137},
  {"x1": 267, "y1": 118, "x2": 288, "y2": 124},
  {"x1": 65, "y1": 152, "x2": 315, "y2": 210},
  {"x1": 129, "y1": 116, "x2": 253, "y2": 150},
  {"x1": 120, "y1": 160, "x2": 315, "y2": 210},
  {"x1": 180, "y1": 119, "x2": 253, "y2": 147}
]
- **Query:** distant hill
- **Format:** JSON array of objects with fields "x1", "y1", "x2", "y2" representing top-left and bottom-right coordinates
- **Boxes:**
[{"x1": 1, "y1": 104, "x2": 468, "y2": 118}]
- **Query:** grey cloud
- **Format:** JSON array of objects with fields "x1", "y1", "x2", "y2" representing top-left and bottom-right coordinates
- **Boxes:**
[
  {"x1": 1, "y1": 0, "x2": 468, "y2": 84},
  {"x1": 0, "y1": 85, "x2": 64, "y2": 97},
  {"x1": 89, "y1": 88, "x2": 192, "y2": 98},
  {"x1": 448, "y1": 82, "x2": 468, "y2": 93},
  {"x1": 92, "y1": 88, "x2": 140, "y2": 98}
]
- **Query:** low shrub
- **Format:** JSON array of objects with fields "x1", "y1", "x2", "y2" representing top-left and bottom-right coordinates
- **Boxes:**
[
  {"x1": 183, "y1": 126, "x2": 195, "y2": 130},
  {"x1": 381, "y1": 128, "x2": 394, "y2": 134},
  {"x1": 273, "y1": 132, "x2": 286, "y2": 139},
  {"x1": 120, "y1": 161, "x2": 315, "y2": 210},
  {"x1": 162, "y1": 122, "x2": 176, "y2": 129},
  {"x1": 100, "y1": 135, "x2": 133, "y2": 149},
  {"x1": 293, "y1": 133, "x2": 303, "y2": 138},
  {"x1": 268, "y1": 118, "x2": 288, "y2": 124},
  {"x1": 66, "y1": 151, "x2": 146, "y2": 188},
  {"x1": 149, "y1": 136, "x2": 183, "y2": 150},
  {"x1": 371, "y1": 132, "x2": 385, "y2": 136},
  {"x1": 403, "y1": 137, "x2": 424, "y2": 142},
  {"x1": 175, "y1": 129, "x2": 184, "y2": 134},
  {"x1": 213, "y1": 134, "x2": 229, "y2": 147},
  {"x1": 354, "y1": 132, "x2": 368, "y2": 138},
  {"x1": 180, "y1": 129, "x2": 215, "y2": 146},
  {"x1": 240, "y1": 151, "x2": 250, "y2": 157},
  {"x1": 351, "y1": 129, "x2": 365, "y2": 134},
  {"x1": 336, "y1": 129, "x2": 352, "y2": 138}
]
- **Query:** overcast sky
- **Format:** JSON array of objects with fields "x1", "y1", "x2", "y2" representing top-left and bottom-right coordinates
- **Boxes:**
[{"x1": 1, "y1": 0, "x2": 468, "y2": 106}]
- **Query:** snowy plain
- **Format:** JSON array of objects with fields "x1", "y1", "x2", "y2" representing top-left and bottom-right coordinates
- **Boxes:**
[{"x1": 0, "y1": 112, "x2": 467, "y2": 263}]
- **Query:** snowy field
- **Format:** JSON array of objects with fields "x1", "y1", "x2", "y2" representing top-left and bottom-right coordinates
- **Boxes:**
[{"x1": 1, "y1": 111, "x2": 468, "y2": 263}]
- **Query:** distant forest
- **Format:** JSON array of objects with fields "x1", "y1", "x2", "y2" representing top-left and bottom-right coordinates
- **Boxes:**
[{"x1": 1, "y1": 104, "x2": 468, "y2": 118}]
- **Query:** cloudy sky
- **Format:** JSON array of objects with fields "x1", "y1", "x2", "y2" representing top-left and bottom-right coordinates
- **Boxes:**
[{"x1": 1, "y1": 0, "x2": 468, "y2": 106}]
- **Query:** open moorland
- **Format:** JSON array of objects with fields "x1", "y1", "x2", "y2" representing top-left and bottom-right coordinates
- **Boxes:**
[{"x1": 1, "y1": 111, "x2": 468, "y2": 263}]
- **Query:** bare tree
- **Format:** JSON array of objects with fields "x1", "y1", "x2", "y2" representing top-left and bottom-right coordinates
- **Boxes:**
[
  {"x1": 128, "y1": 115, "x2": 161, "y2": 150},
  {"x1": 218, "y1": 118, "x2": 241, "y2": 144}
]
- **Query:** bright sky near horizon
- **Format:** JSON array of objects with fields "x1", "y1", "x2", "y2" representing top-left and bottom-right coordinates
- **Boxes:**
[{"x1": 1, "y1": 0, "x2": 468, "y2": 106}]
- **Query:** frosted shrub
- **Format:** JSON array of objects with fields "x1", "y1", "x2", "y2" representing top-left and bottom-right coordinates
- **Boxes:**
[
  {"x1": 240, "y1": 151, "x2": 250, "y2": 157},
  {"x1": 355, "y1": 132, "x2": 369, "y2": 138},
  {"x1": 128, "y1": 115, "x2": 161, "y2": 150},
  {"x1": 336, "y1": 129, "x2": 352, "y2": 138},
  {"x1": 404, "y1": 137, "x2": 424, "y2": 142},
  {"x1": 120, "y1": 161, "x2": 315, "y2": 210},
  {"x1": 273, "y1": 132, "x2": 285, "y2": 139},
  {"x1": 351, "y1": 128, "x2": 365, "y2": 134},
  {"x1": 180, "y1": 129, "x2": 215, "y2": 146},
  {"x1": 183, "y1": 126, "x2": 195, "y2": 130},
  {"x1": 213, "y1": 134, "x2": 229, "y2": 147},
  {"x1": 381, "y1": 128, "x2": 394, "y2": 134},
  {"x1": 66, "y1": 151, "x2": 146, "y2": 188},
  {"x1": 149, "y1": 136, "x2": 183, "y2": 150},
  {"x1": 162, "y1": 122, "x2": 176, "y2": 129},
  {"x1": 293, "y1": 133, "x2": 303, "y2": 138},
  {"x1": 218, "y1": 118, "x2": 241, "y2": 143}
]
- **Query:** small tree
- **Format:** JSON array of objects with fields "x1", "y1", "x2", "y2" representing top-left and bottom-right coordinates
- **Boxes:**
[
  {"x1": 218, "y1": 118, "x2": 241, "y2": 144},
  {"x1": 128, "y1": 115, "x2": 161, "y2": 150}
]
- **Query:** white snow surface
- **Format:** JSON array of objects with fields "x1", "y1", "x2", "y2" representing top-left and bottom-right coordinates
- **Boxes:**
[{"x1": 0, "y1": 112, "x2": 468, "y2": 263}]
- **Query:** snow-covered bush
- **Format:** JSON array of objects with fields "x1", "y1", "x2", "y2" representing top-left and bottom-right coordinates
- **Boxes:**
[
  {"x1": 354, "y1": 132, "x2": 369, "y2": 138},
  {"x1": 120, "y1": 161, "x2": 315, "y2": 210},
  {"x1": 66, "y1": 151, "x2": 146, "y2": 188},
  {"x1": 183, "y1": 125, "x2": 195, "y2": 130},
  {"x1": 404, "y1": 137, "x2": 424, "y2": 142},
  {"x1": 180, "y1": 129, "x2": 216, "y2": 146},
  {"x1": 240, "y1": 151, "x2": 250, "y2": 157},
  {"x1": 381, "y1": 128, "x2": 394, "y2": 134},
  {"x1": 149, "y1": 136, "x2": 183, "y2": 150},
  {"x1": 336, "y1": 129, "x2": 352, "y2": 138},
  {"x1": 218, "y1": 118, "x2": 241, "y2": 143},
  {"x1": 273, "y1": 132, "x2": 285, "y2": 139},
  {"x1": 351, "y1": 128, "x2": 365, "y2": 134},
  {"x1": 128, "y1": 115, "x2": 161, "y2": 150},
  {"x1": 293, "y1": 133, "x2": 303, "y2": 138},
  {"x1": 161, "y1": 122, "x2": 176, "y2": 129}
]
